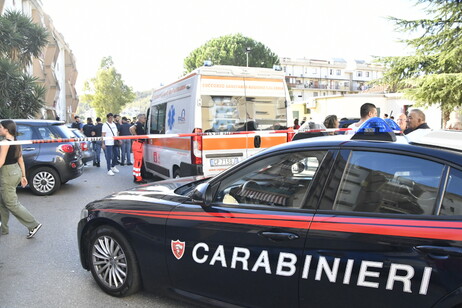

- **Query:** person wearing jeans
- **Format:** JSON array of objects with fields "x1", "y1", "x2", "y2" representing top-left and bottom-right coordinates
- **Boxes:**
[
  {"x1": 121, "y1": 139, "x2": 132, "y2": 165},
  {"x1": 119, "y1": 117, "x2": 132, "y2": 165},
  {"x1": 92, "y1": 117, "x2": 103, "y2": 167},
  {"x1": 101, "y1": 113, "x2": 119, "y2": 176},
  {"x1": 93, "y1": 141, "x2": 102, "y2": 167}
]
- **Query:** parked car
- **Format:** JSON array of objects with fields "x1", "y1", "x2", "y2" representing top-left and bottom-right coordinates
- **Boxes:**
[
  {"x1": 70, "y1": 128, "x2": 94, "y2": 165},
  {"x1": 13, "y1": 120, "x2": 84, "y2": 195},
  {"x1": 78, "y1": 118, "x2": 462, "y2": 307},
  {"x1": 338, "y1": 117, "x2": 360, "y2": 134}
]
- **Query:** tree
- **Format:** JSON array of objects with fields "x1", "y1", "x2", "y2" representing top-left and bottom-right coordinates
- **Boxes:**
[
  {"x1": 377, "y1": 0, "x2": 462, "y2": 122},
  {"x1": 184, "y1": 33, "x2": 280, "y2": 73},
  {"x1": 0, "y1": 11, "x2": 48, "y2": 118},
  {"x1": 0, "y1": 10, "x2": 49, "y2": 68},
  {"x1": 0, "y1": 59, "x2": 46, "y2": 118},
  {"x1": 80, "y1": 57, "x2": 136, "y2": 118}
]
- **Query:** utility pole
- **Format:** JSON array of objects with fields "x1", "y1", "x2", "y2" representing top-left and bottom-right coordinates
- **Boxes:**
[{"x1": 245, "y1": 47, "x2": 251, "y2": 67}]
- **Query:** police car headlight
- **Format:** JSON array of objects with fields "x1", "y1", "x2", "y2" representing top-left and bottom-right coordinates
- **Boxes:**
[{"x1": 80, "y1": 208, "x2": 89, "y2": 219}]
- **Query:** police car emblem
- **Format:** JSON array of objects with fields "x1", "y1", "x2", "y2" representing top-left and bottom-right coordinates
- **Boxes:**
[{"x1": 171, "y1": 240, "x2": 185, "y2": 260}]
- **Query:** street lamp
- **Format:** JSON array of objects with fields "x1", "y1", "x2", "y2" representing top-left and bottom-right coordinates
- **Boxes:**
[{"x1": 245, "y1": 47, "x2": 252, "y2": 67}]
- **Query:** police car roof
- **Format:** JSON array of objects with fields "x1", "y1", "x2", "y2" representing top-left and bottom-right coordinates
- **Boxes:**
[{"x1": 263, "y1": 119, "x2": 462, "y2": 166}]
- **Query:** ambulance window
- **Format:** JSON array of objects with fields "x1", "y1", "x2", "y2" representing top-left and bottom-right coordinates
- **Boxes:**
[
  {"x1": 248, "y1": 97, "x2": 287, "y2": 130},
  {"x1": 150, "y1": 103, "x2": 166, "y2": 134},
  {"x1": 202, "y1": 96, "x2": 239, "y2": 132},
  {"x1": 215, "y1": 150, "x2": 327, "y2": 208},
  {"x1": 440, "y1": 168, "x2": 462, "y2": 216},
  {"x1": 333, "y1": 151, "x2": 444, "y2": 215},
  {"x1": 201, "y1": 96, "x2": 287, "y2": 132}
]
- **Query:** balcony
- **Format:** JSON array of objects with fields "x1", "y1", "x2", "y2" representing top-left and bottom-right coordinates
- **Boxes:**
[
  {"x1": 44, "y1": 37, "x2": 59, "y2": 67},
  {"x1": 32, "y1": 58, "x2": 46, "y2": 83},
  {"x1": 289, "y1": 83, "x2": 352, "y2": 91},
  {"x1": 44, "y1": 66, "x2": 60, "y2": 107}
]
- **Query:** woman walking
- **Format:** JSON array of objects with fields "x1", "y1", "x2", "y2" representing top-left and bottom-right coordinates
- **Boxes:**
[{"x1": 0, "y1": 120, "x2": 41, "y2": 238}]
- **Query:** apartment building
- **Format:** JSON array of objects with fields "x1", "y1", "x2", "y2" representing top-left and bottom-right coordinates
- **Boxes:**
[
  {"x1": 280, "y1": 57, "x2": 384, "y2": 122},
  {"x1": 1, "y1": 0, "x2": 78, "y2": 121}
]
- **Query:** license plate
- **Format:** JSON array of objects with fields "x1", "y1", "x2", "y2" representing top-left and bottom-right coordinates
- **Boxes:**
[{"x1": 210, "y1": 158, "x2": 239, "y2": 167}]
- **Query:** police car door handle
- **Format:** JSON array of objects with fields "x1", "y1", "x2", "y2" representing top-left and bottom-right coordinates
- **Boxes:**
[
  {"x1": 415, "y1": 245, "x2": 462, "y2": 258},
  {"x1": 23, "y1": 147, "x2": 36, "y2": 151},
  {"x1": 259, "y1": 231, "x2": 299, "y2": 241}
]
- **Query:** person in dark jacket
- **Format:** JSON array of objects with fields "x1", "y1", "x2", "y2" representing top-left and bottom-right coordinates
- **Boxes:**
[
  {"x1": 71, "y1": 115, "x2": 83, "y2": 131},
  {"x1": 404, "y1": 109, "x2": 430, "y2": 134},
  {"x1": 92, "y1": 117, "x2": 103, "y2": 167},
  {"x1": 119, "y1": 117, "x2": 132, "y2": 166},
  {"x1": 82, "y1": 118, "x2": 94, "y2": 137}
]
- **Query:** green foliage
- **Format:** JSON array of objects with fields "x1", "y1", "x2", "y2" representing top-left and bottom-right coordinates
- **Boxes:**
[
  {"x1": 406, "y1": 73, "x2": 462, "y2": 114},
  {"x1": 0, "y1": 58, "x2": 45, "y2": 118},
  {"x1": 0, "y1": 10, "x2": 49, "y2": 68},
  {"x1": 81, "y1": 56, "x2": 136, "y2": 118},
  {"x1": 184, "y1": 33, "x2": 280, "y2": 73},
  {"x1": 377, "y1": 0, "x2": 462, "y2": 112},
  {"x1": 121, "y1": 89, "x2": 153, "y2": 116},
  {"x1": 0, "y1": 11, "x2": 48, "y2": 118}
]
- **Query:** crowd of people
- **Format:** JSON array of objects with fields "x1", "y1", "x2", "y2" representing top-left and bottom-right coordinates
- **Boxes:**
[
  {"x1": 293, "y1": 102, "x2": 462, "y2": 136},
  {"x1": 71, "y1": 113, "x2": 148, "y2": 184}
]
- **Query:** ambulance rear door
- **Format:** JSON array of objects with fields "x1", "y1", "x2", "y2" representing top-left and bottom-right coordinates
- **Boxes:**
[{"x1": 199, "y1": 69, "x2": 289, "y2": 176}]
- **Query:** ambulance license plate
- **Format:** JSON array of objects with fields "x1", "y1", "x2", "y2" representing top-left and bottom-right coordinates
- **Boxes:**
[{"x1": 210, "y1": 158, "x2": 239, "y2": 167}]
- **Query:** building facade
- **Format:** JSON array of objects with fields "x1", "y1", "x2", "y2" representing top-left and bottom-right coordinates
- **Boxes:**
[
  {"x1": 280, "y1": 57, "x2": 384, "y2": 123},
  {"x1": 1, "y1": 0, "x2": 78, "y2": 121}
]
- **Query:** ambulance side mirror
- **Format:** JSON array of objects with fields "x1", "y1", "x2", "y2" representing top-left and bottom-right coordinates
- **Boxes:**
[{"x1": 191, "y1": 183, "x2": 213, "y2": 207}]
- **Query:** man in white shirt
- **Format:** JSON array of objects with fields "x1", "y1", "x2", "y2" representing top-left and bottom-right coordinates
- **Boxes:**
[
  {"x1": 346, "y1": 103, "x2": 378, "y2": 135},
  {"x1": 101, "y1": 113, "x2": 120, "y2": 176}
]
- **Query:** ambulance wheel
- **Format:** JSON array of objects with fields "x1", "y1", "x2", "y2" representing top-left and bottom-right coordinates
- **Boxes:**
[
  {"x1": 173, "y1": 168, "x2": 181, "y2": 178},
  {"x1": 88, "y1": 226, "x2": 141, "y2": 297}
]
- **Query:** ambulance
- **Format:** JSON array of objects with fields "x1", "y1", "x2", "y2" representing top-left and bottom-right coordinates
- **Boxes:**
[{"x1": 145, "y1": 65, "x2": 291, "y2": 179}]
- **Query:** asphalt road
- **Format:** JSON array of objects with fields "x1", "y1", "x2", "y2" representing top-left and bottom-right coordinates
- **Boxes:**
[{"x1": 0, "y1": 159, "x2": 193, "y2": 308}]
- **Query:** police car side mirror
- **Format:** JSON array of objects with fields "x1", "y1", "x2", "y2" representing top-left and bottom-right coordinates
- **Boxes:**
[{"x1": 191, "y1": 183, "x2": 213, "y2": 207}]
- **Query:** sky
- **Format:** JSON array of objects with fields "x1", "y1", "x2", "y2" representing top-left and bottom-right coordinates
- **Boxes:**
[{"x1": 41, "y1": 0, "x2": 425, "y2": 93}]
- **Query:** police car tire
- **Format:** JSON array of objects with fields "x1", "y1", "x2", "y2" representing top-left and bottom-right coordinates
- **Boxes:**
[{"x1": 88, "y1": 226, "x2": 141, "y2": 297}]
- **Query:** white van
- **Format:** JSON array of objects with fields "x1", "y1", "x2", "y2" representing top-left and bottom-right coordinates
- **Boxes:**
[{"x1": 145, "y1": 65, "x2": 291, "y2": 179}]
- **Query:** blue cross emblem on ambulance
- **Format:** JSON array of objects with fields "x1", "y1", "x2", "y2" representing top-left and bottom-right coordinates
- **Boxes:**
[{"x1": 168, "y1": 105, "x2": 175, "y2": 130}]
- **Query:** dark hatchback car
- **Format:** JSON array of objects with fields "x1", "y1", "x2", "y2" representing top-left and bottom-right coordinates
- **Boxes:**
[
  {"x1": 14, "y1": 120, "x2": 84, "y2": 195},
  {"x1": 70, "y1": 128, "x2": 94, "y2": 165},
  {"x1": 78, "y1": 119, "x2": 462, "y2": 307}
]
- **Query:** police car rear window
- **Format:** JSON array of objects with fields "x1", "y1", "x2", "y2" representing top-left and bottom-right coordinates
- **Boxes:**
[
  {"x1": 334, "y1": 151, "x2": 444, "y2": 215},
  {"x1": 440, "y1": 168, "x2": 462, "y2": 216}
]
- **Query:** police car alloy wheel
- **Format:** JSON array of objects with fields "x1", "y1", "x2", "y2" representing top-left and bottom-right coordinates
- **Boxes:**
[
  {"x1": 88, "y1": 226, "x2": 140, "y2": 297},
  {"x1": 29, "y1": 167, "x2": 61, "y2": 196}
]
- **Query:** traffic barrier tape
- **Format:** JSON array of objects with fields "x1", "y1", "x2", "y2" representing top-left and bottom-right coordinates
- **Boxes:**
[{"x1": 0, "y1": 128, "x2": 352, "y2": 146}]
